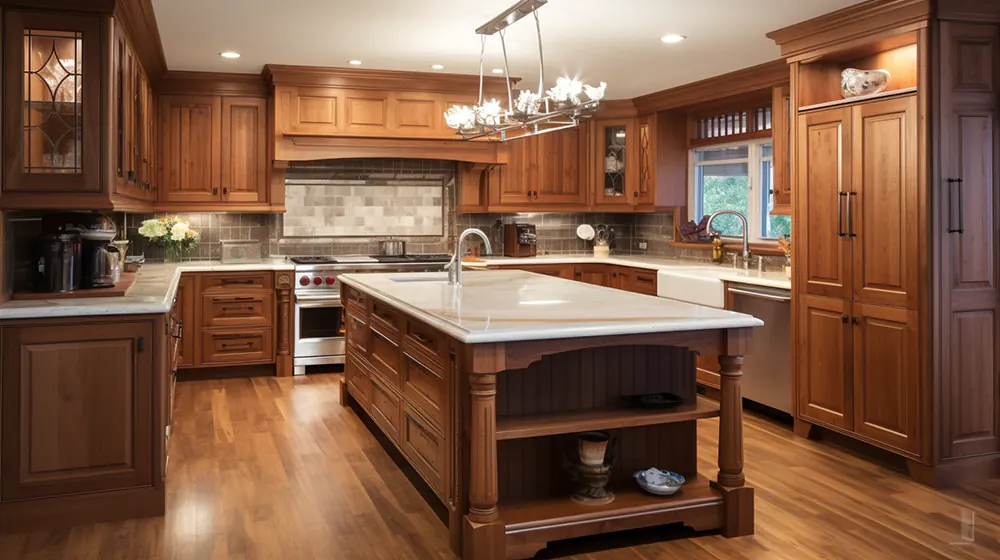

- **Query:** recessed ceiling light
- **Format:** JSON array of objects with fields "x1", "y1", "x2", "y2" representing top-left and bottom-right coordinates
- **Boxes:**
[
  {"x1": 660, "y1": 34, "x2": 687, "y2": 44},
  {"x1": 430, "y1": 64, "x2": 444, "y2": 70},
  {"x1": 219, "y1": 51, "x2": 241, "y2": 59},
  {"x1": 491, "y1": 68, "x2": 505, "y2": 74},
  {"x1": 348, "y1": 59, "x2": 362, "y2": 66}
]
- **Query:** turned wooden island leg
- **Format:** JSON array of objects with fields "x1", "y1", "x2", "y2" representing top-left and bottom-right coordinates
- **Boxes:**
[
  {"x1": 713, "y1": 354, "x2": 754, "y2": 537},
  {"x1": 464, "y1": 373, "x2": 505, "y2": 560}
]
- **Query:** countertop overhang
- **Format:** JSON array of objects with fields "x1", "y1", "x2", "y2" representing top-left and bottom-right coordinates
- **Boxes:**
[
  {"x1": 0, "y1": 260, "x2": 295, "y2": 320},
  {"x1": 338, "y1": 270, "x2": 763, "y2": 344}
]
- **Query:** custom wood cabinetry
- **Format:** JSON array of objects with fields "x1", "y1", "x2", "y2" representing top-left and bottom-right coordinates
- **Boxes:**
[
  {"x1": 491, "y1": 128, "x2": 587, "y2": 210},
  {"x1": 592, "y1": 119, "x2": 637, "y2": 207},
  {"x1": 489, "y1": 262, "x2": 659, "y2": 296},
  {"x1": 574, "y1": 263, "x2": 609, "y2": 286},
  {"x1": 175, "y1": 274, "x2": 195, "y2": 367},
  {"x1": 113, "y1": 21, "x2": 156, "y2": 202},
  {"x1": 0, "y1": 316, "x2": 167, "y2": 530},
  {"x1": 773, "y1": 2, "x2": 1000, "y2": 484},
  {"x1": 158, "y1": 93, "x2": 267, "y2": 206}
]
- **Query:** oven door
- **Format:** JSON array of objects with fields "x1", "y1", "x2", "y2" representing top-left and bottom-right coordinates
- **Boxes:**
[{"x1": 294, "y1": 295, "x2": 347, "y2": 367}]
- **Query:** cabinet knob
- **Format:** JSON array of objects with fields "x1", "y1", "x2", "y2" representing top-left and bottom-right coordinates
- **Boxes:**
[
  {"x1": 852, "y1": 316, "x2": 859, "y2": 325},
  {"x1": 212, "y1": 187, "x2": 219, "y2": 195},
  {"x1": 842, "y1": 315, "x2": 848, "y2": 323},
  {"x1": 223, "y1": 187, "x2": 228, "y2": 196}
]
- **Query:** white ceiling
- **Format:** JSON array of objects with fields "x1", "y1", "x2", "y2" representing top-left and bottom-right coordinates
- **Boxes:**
[{"x1": 151, "y1": 0, "x2": 863, "y2": 99}]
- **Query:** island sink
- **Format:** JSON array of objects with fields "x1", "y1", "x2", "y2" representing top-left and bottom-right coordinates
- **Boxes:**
[{"x1": 337, "y1": 270, "x2": 761, "y2": 559}]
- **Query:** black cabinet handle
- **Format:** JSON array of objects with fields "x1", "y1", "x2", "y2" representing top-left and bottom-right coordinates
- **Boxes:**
[
  {"x1": 852, "y1": 316, "x2": 859, "y2": 325},
  {"x1": 212, "y1": 187, "x2": 219, "y2": 195},
  {"x1": 838, "y1": 192, "x2": 847, "y2": 237},
  {"x1": 847, "y1": 192, "x2": 857, "y2": 238},
  {"x1": 948, "y1": 178, "x2": 965, "y2": 234},
  {"x1": 223, "y1": 187, "x2": 228, "y2": 196},
  {"x1": 842, "y1": 315, "x2": 848, "y2": 323}
]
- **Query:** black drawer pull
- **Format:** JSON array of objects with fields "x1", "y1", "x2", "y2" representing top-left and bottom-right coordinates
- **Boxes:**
[
  {"x1": 948, "y1": 178, "x2": 965, "y2": 234},
  {"x1": 221, "y1": 342, "x2": 254, "y2": 349},
  {"x1": 221, "y1": 305, "x2": 255, "y2": 312}
]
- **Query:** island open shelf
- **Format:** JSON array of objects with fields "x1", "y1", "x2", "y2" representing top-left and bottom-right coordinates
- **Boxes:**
[
  {"x1": 336, "y1": 270, "x2": 759, "y2": 560},
  {"x1": 496, "y1": 397, "x2": 720, "y2": 441}
]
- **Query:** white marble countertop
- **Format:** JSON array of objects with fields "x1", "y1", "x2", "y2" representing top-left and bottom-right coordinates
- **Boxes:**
[
  {"x1": 464, "y1": 254, "x2": 792, "y2": 290},
  {"x1": 0, "y1": 259, "x2": 294, "y2": 320},
  {"x1": 338, "y1": 270, "x2": 763, "y2": 344}
]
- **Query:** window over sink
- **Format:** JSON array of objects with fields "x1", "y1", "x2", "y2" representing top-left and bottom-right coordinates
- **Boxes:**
[{"x1": 690, "y1": 140, "x2": 791, "y2": 242}]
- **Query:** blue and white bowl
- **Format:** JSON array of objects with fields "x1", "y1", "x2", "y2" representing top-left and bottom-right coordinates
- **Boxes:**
[{"x1": 634, "y1": 468, "x2": 686, "y2": 496}]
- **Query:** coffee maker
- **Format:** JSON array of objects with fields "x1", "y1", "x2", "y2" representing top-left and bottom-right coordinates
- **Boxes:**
[
  {"x1": 42, "y1": 213, "x2": 120, "y2": 289},
  {"x1": 503, "y1": 223, "x2": 537, "y2": 257}
]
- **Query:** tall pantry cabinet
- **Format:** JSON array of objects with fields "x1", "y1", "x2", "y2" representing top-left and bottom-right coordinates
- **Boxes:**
[{"x1": 770, "y1": 0, "x2": 1000, "y2": 486}]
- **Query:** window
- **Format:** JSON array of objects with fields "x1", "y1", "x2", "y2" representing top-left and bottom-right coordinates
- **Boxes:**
[{"x1": 691, "y1": 140, "x2": 790, "y2": 242}]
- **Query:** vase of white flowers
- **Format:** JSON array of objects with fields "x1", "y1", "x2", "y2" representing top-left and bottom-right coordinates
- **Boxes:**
[{"x1": 138, "y1": 217, "x2": 200, "y2": 262}]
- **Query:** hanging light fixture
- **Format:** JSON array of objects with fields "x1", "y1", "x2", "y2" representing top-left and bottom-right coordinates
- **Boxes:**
[{"x1": 444, "y1": 0, "x2": 606, "y2": 142}]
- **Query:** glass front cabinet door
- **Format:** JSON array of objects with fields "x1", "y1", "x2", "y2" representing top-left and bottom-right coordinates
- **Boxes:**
[
  {"x1": 4, "y1": 12, "x2": 102, "y2": 193},
  {"x1": 593, "y1": 119, "x2": 637, "y2": 206}
]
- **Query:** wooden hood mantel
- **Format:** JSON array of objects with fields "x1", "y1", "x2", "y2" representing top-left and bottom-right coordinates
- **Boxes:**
[{"x1": 265, "y1": 64, "x2": 514, "y2": 163}]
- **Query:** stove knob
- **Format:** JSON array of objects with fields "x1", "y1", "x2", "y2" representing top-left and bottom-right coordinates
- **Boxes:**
[
  {"x1": 325, "y1": 276, "x2": 336, "y2": 285},
  {"x1": 299, "y1": 276, "x2": 310, "y2": 287},
  {"x1": 313, "y1": 276, "x2": 323, "y2": 286}
]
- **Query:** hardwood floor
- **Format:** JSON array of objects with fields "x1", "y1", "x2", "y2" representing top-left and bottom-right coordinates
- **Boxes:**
[{"x1": 2, "y1": 374, "x2": 998, "y2": 559}]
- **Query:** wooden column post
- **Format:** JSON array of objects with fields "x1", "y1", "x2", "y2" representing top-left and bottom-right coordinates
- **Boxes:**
[
  {"x1": 463, "y1": 373, "x2": 504, "y2": 560},
  {"x1": 275, "y1": 273, "x2": 294, "y2": 377},
  {"x1": 717, "y1": 355, "x2": 745, "y2": 488},
  {"x1": 712, "y1": 352, "x2": 754, "y2": 537}
]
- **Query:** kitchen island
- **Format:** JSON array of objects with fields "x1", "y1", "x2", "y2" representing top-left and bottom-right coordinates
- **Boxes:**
[{"x1": 337, "y1": 270, "x2": 762, "y2": 560}]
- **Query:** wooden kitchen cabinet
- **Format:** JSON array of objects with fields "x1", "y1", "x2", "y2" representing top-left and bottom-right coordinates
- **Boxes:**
[
  {"x1": 221, "y1": 97, "x2": 268, "y2": 203},
  {"x1": 0, "y1": 317, "x2": 165, "y2": 527},
  {"x1": 492, "y1": 128, "x2": 586, "y2": 209},
  {"x1": 175, "y1": 274, "x2": 196, "y2": 367},
  {"x1": 592, "y1": 119, "x2": 637, "y2": 207},
  {"x1": 159, "y1": 93, "x2": 268, "y2": 206},
  {"x1": 797, "y1": 106, "x2": 853, "y2": 301},
  {"x1": 3, "y1": 11, "x2": 102, "y2": 195},
  {"x1": 851, "y1": 96, "x2": 918, "y2": 309},
  {"x1": 160, "y1": 95, "x2": 222, "y2": 203},
  {"x1": 112, "y1": 21, "x2": 156, "y2": 203},
  {"x1": 771, "y1": 85, "x2": 792, "y2": 212},
  {"x1": 852, "y1": 303, "x2": 920, "y2": 455},
  {"x1": 609, "y1": 266, "x2": 632, "y2": 291},
  {"x1": 797, "y1": 294, "x2": 853, "y2": 431},
  {"x1": 574, "y1": 264, "x2": 609, "y2": 286}
]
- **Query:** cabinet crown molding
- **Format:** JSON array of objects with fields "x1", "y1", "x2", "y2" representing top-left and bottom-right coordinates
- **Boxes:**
[
  {"x1": 767, "y1": 0, "x2": 930, "y2": 59},
  {"x1": 633, "y1": 59, "x2": 788, "y2": 114},
  {"x1": 262, "y1": 64, "x2": 516, "y2": 95}
]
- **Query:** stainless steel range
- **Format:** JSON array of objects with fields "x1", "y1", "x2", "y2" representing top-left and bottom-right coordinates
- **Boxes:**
[{"x1": 291, "y1": 254, "x2": 451, "y2": 375}]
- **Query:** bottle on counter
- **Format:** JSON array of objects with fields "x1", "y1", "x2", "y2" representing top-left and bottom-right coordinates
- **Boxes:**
[{"x1": 711, "y1": 233, "x2": 724, "y2": 264}]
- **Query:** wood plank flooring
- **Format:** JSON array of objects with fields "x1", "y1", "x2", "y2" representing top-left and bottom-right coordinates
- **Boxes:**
[{"x1": 2, "y1": 374, "x2": 999, "y2": 559}]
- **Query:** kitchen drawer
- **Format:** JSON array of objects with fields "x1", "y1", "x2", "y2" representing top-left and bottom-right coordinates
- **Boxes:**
[
  {"x1": 370, "y1": 327, "x2": 401, "y2": 388},
  {"x1": 200, "y1": 271, "x2": 273, "y2": 292},
  {"x1": 343, "y1": 285, "x2": 368, "y2": 312},
  {"x1": 202, "y1": 292, "x2": 273, "y2": 327},
  {"x1": 370, "y1": 299, "x2": 401, "y2": 342},
  {"x1": 369, "y1": 375, "x2": 402, "y2": 443},
  {"x1": 403, "y1": 318, "x2": 446, "y2": 375},
  {"x1": 632, "y1": 270, "x2": 658, "y2": 295},
  {"x1": 345, "y1": 354, "x2": 372, "y2": 406},
  {"x1": 403, "y1": 352, "x2": 445, "y2": 432},
  {"x1": 346, "y1": 310, "x2": 370, "y2": 355},
  {"x1": 200, "y1": 328, "x2": 274, "y2": 365},
  {"x1": 401, "y1": 403, "x2": 445, "y2": 498}
]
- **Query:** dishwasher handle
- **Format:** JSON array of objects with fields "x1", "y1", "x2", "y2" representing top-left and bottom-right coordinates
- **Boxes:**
[{"x1": 727, "y1": 286, "x2": 792, "y2": 303}]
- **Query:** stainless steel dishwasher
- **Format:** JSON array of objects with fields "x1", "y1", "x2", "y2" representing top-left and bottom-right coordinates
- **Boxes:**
[{"x1": 728, "y1": 284, "x2": 792, "y2": 414}]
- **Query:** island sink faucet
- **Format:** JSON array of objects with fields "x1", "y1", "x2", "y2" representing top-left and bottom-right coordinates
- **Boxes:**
[
  {"x1": 447, "y1": 228, "x2": 492, "y2": 285},
  {"x1": 706, "y1": 210, "x2": 751, "y2": 271}
]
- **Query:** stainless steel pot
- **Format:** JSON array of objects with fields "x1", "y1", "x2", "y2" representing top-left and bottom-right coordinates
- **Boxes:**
[{"x1": 378, "y1": 239, "x2": 406, "y2": 257}]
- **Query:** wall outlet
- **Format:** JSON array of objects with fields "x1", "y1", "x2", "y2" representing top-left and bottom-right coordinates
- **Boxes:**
[{"x1": 636, "y1": 240, "x2": 648, "y2": 251}]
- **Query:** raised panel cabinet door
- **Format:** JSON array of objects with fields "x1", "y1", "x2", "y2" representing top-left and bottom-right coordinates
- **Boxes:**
[
  {"x1": 772, "y1": 85, "x2": 792, "y2": 209},
  {"x1": 575, "y1": 264, "x2": 609, "y2": 287},
  {"x1": 176, "y1": 274, "x2": 196, "y2": 367},
  {"x1": 852, "y1": 303, "x2": 920, "y2": 456},
  {"x1": 534, "y1": 127, "x2": 586, "y2": 205},
  {"x1": 939, "y1": 22, "x2": 1000, "y2": 459},
  {"x1": 342, "y1": 90, "x2": 389, "y2": 136},
  {"x1": 851, "y1": 96, "x2": 919, "y2": 308},
  {"x1": 0, "y1": 321, "x2": 154, "y2": 501},
  {"x1": 221, "y1": 97, "x2": 267, "y2": 204},
  {"x1": 497, "y1": 137, "x2": 533, "y2": 206},
  {"x1": 161, "y1": 95, "x2": 221, "y2": 202},
  {"x1": 797, "y1": 107, "x2": 853, "y2": 300},
  {"x1": 276, "y1": 86, "x2": 341, "y2": 135},
  {"x1": 4, "y1": 12, "x2": 102, "y2": 193},
  {"x1": 796, "y1": 294, "x2": 853, "y2": 430},
  {"x1": 390, "y1": 91, "x2": 440, "y2": 138}
]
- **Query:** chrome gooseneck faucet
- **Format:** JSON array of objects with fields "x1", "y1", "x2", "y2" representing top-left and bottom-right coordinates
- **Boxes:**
[
  {"x1": 447, "y1": 228, "x2": 492, "y2": 285},
  {"x1": 706, "y1": 210, "x2": 751, "y2": 270}
]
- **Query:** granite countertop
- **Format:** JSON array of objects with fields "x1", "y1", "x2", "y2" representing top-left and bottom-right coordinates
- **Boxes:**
[
  {"x1": 0, "y1": 259, "x2": 294, "y2": 320},
  {"x1": 464, "y1": 254, "x2": 792, "y2": 290},
  {"x1": 338, "y1": 270, "x2": 763, "y2": 344}
]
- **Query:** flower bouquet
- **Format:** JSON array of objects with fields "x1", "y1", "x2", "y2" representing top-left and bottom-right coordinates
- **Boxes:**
[{"x1": 138, "y1": 217, "x2": 200, "y2": 262}]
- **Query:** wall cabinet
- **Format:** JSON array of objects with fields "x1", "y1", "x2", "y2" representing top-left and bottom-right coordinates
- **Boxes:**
[
  {"x1": 113, "y1": 22, "x2": 156, "y2": 203},
  {"x1": 491, "y1": 127, "x2": 587, "y2": 209},
  {"x1": 3, "y1": 11, "x2": 102, "y2": 195},
  {"x1": 592, "y1": 119, "x2": 637, "y2": 207},
  {"x1": 159, "y1": 95, "x2": 267, "y2": 206}
]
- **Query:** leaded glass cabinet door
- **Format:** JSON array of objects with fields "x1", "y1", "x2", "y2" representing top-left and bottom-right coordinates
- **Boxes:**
[
  {"x1": 4, "y1": 12, "x2": 101, "y2": 193},
  {"x1": 593, "y1": 119, "x2": 636, "y2": 206}
]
